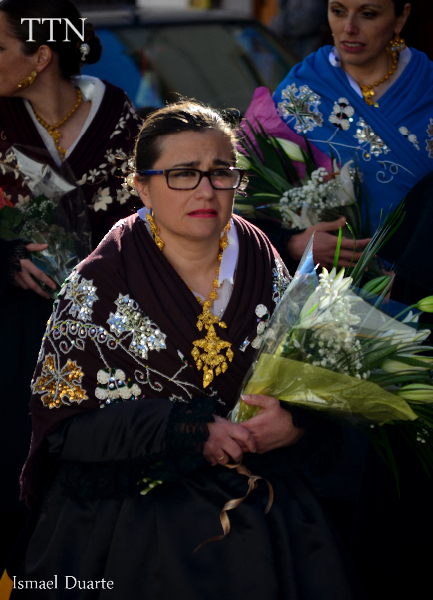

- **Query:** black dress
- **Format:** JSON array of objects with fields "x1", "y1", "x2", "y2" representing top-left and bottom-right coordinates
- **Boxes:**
[{"x1": 6, "y1": 216, "x2": 365, "y2": 599}]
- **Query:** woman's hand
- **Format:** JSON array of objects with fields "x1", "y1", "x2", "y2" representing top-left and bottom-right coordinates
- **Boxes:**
[
  {"x1": 287, "y1": 217, "x2": 371, "y2": 269},
  {"x1": 238, "y1": 395, "x2": 305, "y2": 454},
  {"x1": 204, "y1": 415, "x2": 257, "y2": 466},
  {"x1": 13, "y1": 243, "x2": 57, "y2": 299}
]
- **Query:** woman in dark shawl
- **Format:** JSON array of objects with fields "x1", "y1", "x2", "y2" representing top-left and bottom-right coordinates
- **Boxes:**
[
  {"x1": 0, "y1": 0, "x2": 142, "y2": 566},
  {"x1": 1, "y1": 102, "x2": 365, "y2": 599}
]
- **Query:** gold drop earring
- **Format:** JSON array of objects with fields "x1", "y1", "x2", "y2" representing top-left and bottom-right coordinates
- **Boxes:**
[
  {"x1": 18, "y1": 71, "x2": 38, "y2": 90},
  {"x1": 146, "y1": 210, "x2": 164, "y2": 251}
]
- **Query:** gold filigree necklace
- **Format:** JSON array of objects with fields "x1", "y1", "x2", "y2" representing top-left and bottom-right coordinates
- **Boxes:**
[
  {"x1": 32, "y1": 88, "x2": 83, "y2": 161},
  {"x1": 146, "y1": 213, "x2": 233, "y2": 388},
  {"x1": 191, "y1": 223, "x2": 234, "y2": 388}
]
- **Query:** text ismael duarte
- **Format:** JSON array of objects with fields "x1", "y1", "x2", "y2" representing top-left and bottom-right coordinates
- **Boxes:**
[{"x1": 13, "y1": 576, "x2": 113, "y2": 590}]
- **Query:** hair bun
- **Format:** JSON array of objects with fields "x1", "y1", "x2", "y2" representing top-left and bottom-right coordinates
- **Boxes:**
[{"x1": 81, "y1": 22, "x2": 102, "y2": 65}]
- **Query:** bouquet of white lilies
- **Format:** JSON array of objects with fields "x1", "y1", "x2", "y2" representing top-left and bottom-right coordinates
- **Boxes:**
[{"x1": 230, "y1": 205, "x2": 433, "y2": 490}]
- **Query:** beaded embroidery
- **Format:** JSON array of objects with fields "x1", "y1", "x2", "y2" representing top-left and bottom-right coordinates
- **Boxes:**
[
  {"x1": 399, "y1": 126, "x2": 420, "y2": 151},
  {"x1": 96, "y1": 367, "x2": 142, "y2": 408},
  {"x1": 32, "y1": 353, "x2": 88, "y2": 409},
  {"x1": 272, "y1": 259, "x2": 291, "y2": 305},
  {"x1": 62, "y1": 270, "x2": 99, "y2": 322},
  {"x1": 277, "y1": 84, "x2": 323, "y2": 134},
  {"x1": 108, "y1": 294, "x2": 167, "y2": 359},
  {"x1": 329, "y1": 98, "x2": 354, "y2": 131},
  {"x1": 354, "y1": 119, "x2": 390, "y2": 157},
  {"x1": 251, "y1": 305, "x2": 271, "y2": 349}
]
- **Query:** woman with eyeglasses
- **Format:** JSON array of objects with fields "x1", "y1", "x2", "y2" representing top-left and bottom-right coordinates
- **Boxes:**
[{"x1": 1, "y1": 101, "x2": 365, "y2": 599}]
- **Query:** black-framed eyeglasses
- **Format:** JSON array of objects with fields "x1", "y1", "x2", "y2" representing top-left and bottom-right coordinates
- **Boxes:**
[{"x1": 137, "y1": 167, "x2": 244, "y2": 190}]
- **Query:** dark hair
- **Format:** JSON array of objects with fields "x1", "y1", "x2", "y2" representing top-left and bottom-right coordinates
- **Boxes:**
[
  {"x1": 0, "y1": 0, "x2": 102, "y2": 79},
  {"x1": 135, "y1": 101, "x2": 238, "y2": 174}
]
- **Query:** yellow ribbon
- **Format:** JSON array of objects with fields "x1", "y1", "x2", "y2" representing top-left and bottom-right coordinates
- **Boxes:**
[{"x1": 193, "y1": 463, "x2": 274, "y2": 553}]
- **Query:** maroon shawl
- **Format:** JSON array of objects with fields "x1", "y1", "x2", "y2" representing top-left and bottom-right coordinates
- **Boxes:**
[
  {"x1": 0, "y1": 81, "x2": 142, "y2": 245},
  {"x1": 21, "y1": 214, "x2": 291, "y2": 503}
]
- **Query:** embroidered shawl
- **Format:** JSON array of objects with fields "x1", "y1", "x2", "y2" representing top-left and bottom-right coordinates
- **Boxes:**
[
  {"x1": 0, "y1": 82, "x2": 142, "y2": 246},
  {"x1": 272, "y1": 46, "x2": 433, "y2": 232},
  {"x1": 21, "y1": 214, "x2": 290, "y2": 503}
]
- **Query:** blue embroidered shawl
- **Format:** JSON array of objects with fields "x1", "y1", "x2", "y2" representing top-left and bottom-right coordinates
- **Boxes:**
[{"x1": 273, "y1": 46, "x2": 433, "y2": 232}]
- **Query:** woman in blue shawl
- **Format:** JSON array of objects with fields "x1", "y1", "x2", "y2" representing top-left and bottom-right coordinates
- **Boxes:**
[
  {"x1": 244, "y1": 0, "x2": 433, "y2": 560},
  {"x1": 266, "y1": 0, "x2": 433, "y2": 263}
]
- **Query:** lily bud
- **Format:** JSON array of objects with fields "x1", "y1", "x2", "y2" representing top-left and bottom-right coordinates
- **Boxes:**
[
  {"x1": 381, "y1": 356, "x2": 433, "y2": 373},
  {"x1": 396, "y1": 384, "x2": 433, "y2": 403},
  {"x1": 236, "y1": 154, "x2": 251, "y2": 170},
  {"x1": 416, "y1": 296, "x2": 433, "y2": 313},
  {"x1": 273, "y1": 138, "x2": 305, "y2": 163}
]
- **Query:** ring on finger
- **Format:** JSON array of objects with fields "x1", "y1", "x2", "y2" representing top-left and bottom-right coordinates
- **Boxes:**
[{"x1": 217, "y1": 454, "x2": 225, "y2": 461}]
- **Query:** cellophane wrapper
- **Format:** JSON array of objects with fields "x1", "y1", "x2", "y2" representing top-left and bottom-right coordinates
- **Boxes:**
[{"x1": 229, "y1": 244, "x2": 419, "y2": 427}]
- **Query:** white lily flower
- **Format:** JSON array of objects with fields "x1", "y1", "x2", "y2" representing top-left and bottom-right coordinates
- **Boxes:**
[
  {"x1": 402, "y1": 311, "x2": 420, "y2": 324},
  {"x1": 332, "y1": 160, "x2": 356, "y2": 206}
]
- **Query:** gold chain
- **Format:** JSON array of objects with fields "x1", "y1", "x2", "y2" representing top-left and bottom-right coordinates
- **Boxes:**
[
  {"x1": 359, "y1": 35, "x2": 405, "y2": 107},
  {"x1": 191, "y1": 223, "x2": 234, "y2": 388},
  {"x1": 32, "y1": 88, "x2": 83, "y2": 161}
]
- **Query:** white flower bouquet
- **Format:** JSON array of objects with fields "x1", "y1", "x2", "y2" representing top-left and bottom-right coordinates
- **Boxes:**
[
  {"x1": 235, "y1": 120, "x2": 361, "y2": 237},
  {"x1": 0, "y1": 146, "x2": 91, "y2": 296},
  {"x1": 230, "y1": 205, "x2": 433, "y2": 490}
]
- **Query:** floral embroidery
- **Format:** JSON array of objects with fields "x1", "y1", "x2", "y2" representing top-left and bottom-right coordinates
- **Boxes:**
[
  {"x1": 75, "y1": 99, "x2": 141, "y2": 210},
  {"x1": 60, "y1": 271, "x2": 98, "y2": 322},
  {"x1": 251, "y1": 304, "x2": 271, "y2": 349},
  {"x1": 117, "y1": 187, "x2": 130, "y2": 204},
  {"x1": 109, "y1": 101, "x2": 140, "y2": 140},
  {"x1": 96, "y1": 367, "x2": 142, "y2": 408},
  {"x1": 354, "y1": 118, "x2": 390, "y2": 157},
  {"x1": 272, "y1": 259, "x2": 291, "y2": 304},
  {"x1": 399, "y1": 126, "x2": 420, "y2": 151},
  {"x1": 277, "y1": 84, "x2": 323, "y2": 133},
  {"x1": 92, "y1": 187, "x2": 113, "y2": 212},
  {"x1": 36, "y1": 286, "x2": 204, "y2": 404},
  {"x1": 108, "y1": 294, "x2": 167, "y2": 359},
  {"x1": 426, "y1": 118, "x2": 433, "y2": 158},
  {"x1": 32, "y1": 353, "x2": 88, "y2": 409},
  {"x1": 329, "y1": 98, "x2": 355, "y2": 131}
]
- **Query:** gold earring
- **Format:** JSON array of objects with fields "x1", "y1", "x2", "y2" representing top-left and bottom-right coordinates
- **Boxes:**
[
  {"x1": 386, "y1": 33, "x2": 406, "y2": 55},
  {"x1": 18, "y1": 71, "x2": 38, "y2": 90},
  {"x1": 146, "y1": 211, "x2": 164, "y2": 251}
]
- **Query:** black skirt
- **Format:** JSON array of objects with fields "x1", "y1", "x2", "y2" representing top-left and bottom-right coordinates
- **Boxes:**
[{"x1": 11, "y1": 460, "x2": 366, "y2": 600}]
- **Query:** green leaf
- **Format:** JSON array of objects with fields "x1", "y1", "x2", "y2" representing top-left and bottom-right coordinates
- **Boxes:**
[{"x1": 333, "y1": 227, "x2": 343, "y2": 269}]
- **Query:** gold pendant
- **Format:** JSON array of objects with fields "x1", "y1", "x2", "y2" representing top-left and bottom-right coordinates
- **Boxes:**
[
  {"x1": 360, "y1": 86, "x2": 375, "y2": 106},
  {"x1": 191, "y1": 300, "x2": 234, "y2": 388}
]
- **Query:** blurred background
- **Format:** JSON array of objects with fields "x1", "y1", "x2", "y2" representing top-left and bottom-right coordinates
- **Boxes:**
[{"x1": 75, "y1": 0, "x2": 433, "y2": 113}]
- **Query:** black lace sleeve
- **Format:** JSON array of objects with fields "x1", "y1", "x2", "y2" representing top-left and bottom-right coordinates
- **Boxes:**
[{"x1": 48, "y1": 397, "x2": 217, "y2": 500}]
